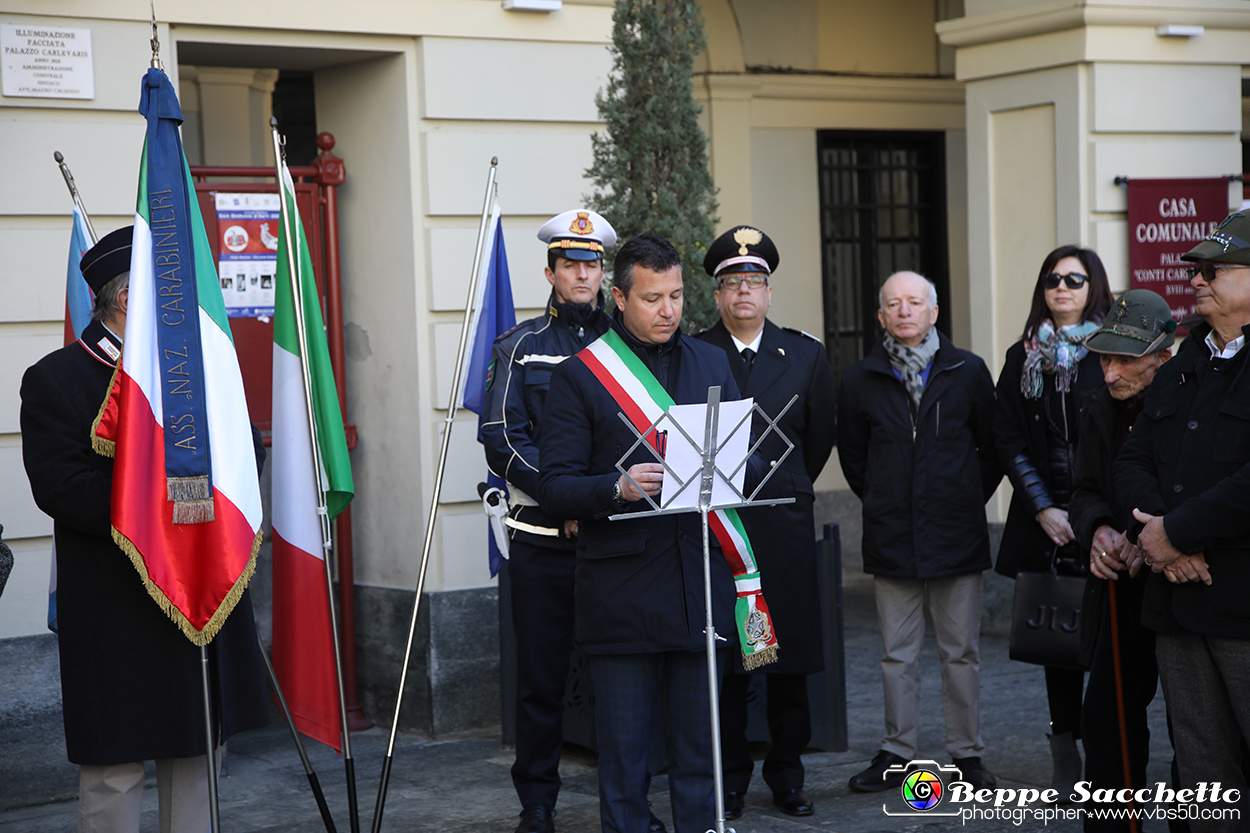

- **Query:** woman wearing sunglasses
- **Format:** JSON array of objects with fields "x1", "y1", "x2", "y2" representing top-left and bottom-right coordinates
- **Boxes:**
[{"x1": 993, "y1": 245, "x2": 1113, "y2": 799}]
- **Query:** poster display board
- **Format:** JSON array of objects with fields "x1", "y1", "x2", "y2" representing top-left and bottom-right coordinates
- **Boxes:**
[
  {"x1": 1127, "y1": 178, "x2": 1229, "y2": 327},
  {"x1": 214, "y1": 192, "x2": 279, "y2": 318}
]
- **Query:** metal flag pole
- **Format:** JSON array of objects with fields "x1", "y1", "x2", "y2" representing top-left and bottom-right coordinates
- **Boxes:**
[
  {"x1": 369, "y1": 157, "x2": 499, "y2": 833},
  {"x1": 200, "y1": 645, "x2": 221, "y2": 833},
  {"x1": 53, "y1": 152, "x2": 99, "y2": 244},
  {"x1": 271, "y1": 119, "x2": 360, "y2": 833},
  {"x1": 698, "y1": 387, "x2": 729, "y2": 833},
  {"x1": 147, "y1": 5, "x2": 221, "y2": 828},
  {"x1": 257, "y1": 633, "x2": 339, "y2": 833},
  {"x1": 610, "y1": 389, "x2": 798, "y2": 833}
]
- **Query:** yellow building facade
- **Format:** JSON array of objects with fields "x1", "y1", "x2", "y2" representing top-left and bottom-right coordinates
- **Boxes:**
[{"x1": 1, "y1": 0, "x2": 1246, "y2": 733}]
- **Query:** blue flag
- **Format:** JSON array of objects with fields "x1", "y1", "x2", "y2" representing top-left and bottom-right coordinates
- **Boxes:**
[
  {"x1": 64, "y1": 205, "x2": 94, "y2": 343},
  {"x1": 462, "y1": 206, "x2": 515, "y2": 415},
  {"x1": 461, "y1": 200, "x2": 515, "y2": 577}
]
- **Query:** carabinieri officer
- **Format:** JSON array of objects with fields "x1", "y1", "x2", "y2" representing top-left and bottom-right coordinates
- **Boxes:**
[{"x1": 697, "y1": 226, "x2": 837, "y2": 820}]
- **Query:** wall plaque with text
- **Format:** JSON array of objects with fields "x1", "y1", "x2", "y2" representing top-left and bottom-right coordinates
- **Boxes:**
[{"x1": 1, "y1": 24, "x2": 94, "y2": 100}]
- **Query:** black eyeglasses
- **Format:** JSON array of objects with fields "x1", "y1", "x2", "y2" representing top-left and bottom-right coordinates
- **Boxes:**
[
  {"x1": 1185, "y1": 263, "x2": 1244, "y2": 282},
  {"x1": 1041, "y1": 272, "x2": 1088, "y2": 290},
  {"x1": 718, "y1": 275, "x2": 768, "y2": 291}
]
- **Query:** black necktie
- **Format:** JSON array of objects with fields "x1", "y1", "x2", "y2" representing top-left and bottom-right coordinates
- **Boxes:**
[{"x1": 741, "y1": 348, "x2": 755, "y2": 367}]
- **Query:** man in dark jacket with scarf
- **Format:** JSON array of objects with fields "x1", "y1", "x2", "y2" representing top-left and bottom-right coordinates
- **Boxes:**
[
  {"x1": 538, "y1": 233, "x2": 768, "y2": 833},
  {"x1": 20, "y1": 227, "x2": 269, "y2": 832},
  {"x1": 1116, "y1": 212, "x2": 1250, "y2": 827},
  {"x1": 1068, "y1": 289, "x2": 1176, "y2": 831},
  {"x1": 837, "y1": 270, "x2": 1000, "y2": 793}
]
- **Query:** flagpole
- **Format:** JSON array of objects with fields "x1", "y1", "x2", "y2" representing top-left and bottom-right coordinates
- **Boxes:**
[
  {"x1": 147, "y1": 9, "x2": 223, "y2": 828},
  {"x1": 200, "y1": 645, "x2": 221, "y2": 833},
  {"x1": 370, "y1": 156, "x2": 498, "y2": 833},
  {"x1": 52, "y1": 151, "x2": 99, "y2": 244},
  {"x1": 271, "y1": 119, "x2": 360, "y2": 833},
  {"x1": 258, "y1": 633, "x2": 339, "y2": 833}
]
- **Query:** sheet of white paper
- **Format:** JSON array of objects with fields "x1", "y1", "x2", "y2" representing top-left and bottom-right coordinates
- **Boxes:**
[{"x1": 659, "y1": 398, "x2": 753, "y2": 511}]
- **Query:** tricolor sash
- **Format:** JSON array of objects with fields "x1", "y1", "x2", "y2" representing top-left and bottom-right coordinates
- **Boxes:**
[{"x1": 579, "y1": 329, "x2": 779, "y2": 669}]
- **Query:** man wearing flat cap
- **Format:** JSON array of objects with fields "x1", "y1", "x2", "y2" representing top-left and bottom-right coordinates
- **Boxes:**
[
  {"x1": 20, "y1": 227, "x2": 269, "y2": 832},
  {"x1": 696, "y1": 226, "x2": 836, "y2": 819},
  {"x1": 483, "y1": 209, "x2": 672, "y2": 833},
  {"x1": 1068, "y1": 290, "x2": 1177, "y2": 830},
  {"x1": 1115, "y1": 211, "x2": 1250, "y2": 824}
]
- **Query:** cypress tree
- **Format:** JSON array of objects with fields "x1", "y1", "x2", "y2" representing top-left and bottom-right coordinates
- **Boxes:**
[{"x1": 586, "y1": 0, "x2": 720, "y2": 332}]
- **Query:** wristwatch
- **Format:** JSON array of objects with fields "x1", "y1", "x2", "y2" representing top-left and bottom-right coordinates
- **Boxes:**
[{"x1": 612, "y1": 479, "x2": 629, "y2": 506}]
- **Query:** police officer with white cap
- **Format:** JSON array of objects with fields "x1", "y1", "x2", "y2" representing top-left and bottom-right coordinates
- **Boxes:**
[
  {"x1": 482, "y1": 210, "x2": 665, "y2": 833},
  {"x1": 696, "y1": 226, "x2": 837, "y2": 819}
]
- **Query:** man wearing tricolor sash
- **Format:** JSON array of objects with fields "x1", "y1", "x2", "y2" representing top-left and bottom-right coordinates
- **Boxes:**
[
  {"x1": 538, "y1": 234, "x2": 774, "y2": 833},
  {"x1": 20, "y1": 229, "x2": 270, "y2": 832},
  {"x1": 481, "y1": 209, "x2": 671, "y2": 833}
]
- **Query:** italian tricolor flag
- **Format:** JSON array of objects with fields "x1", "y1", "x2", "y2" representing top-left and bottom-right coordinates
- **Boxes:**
[
  {"x1": 92, "y1": 70, "x2": 263, "y2": 646},
  {"x1": 271, "y1": 160, "x2": 354, "y2": 751}
]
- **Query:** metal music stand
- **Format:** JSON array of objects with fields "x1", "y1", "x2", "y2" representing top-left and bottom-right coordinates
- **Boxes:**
[{"x1": 610, "y1": 387, "x2": 796, "y2": 833}]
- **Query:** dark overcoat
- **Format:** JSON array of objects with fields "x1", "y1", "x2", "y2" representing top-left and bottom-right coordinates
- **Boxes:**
[
  {"x1": 993, "y1": 343, "x2": 1103, "y2": 577},
  {"x1": 696, "y1": 320, "x2": 836, "y2": 674},
  {"x1": 1069, "y1": 386, "x2": 1132, "y2": 549},
  {"x1": 538, "y1": 318, "x2": 762, "y2": 656},
  {"x1": 1116, "y1": 322, "x2": 1250, "y2": 639},
  {"x1": 20, "y1": 320, "x2": 270, "y2": 765},
  {"x1": 836, "y1": 333, "x2": 1000, "y2": 579}
]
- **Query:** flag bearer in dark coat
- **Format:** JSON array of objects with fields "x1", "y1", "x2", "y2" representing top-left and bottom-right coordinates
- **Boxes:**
[
  {"x1": 695, "y1": 226, "x2": 836, "y2": 820},
  {"x1": 19, "y1": 227, "x2": 270, "y2": 833},
  {"x1": 1068, "y1": 289, "x2": 1176, "y2": 832},
  {"x1": 1116, "y1": 212, "x2": 1250, "y2": 828},
  {"x1": 480, "y1": 208, "x2": 661, "y2": 833},
  {"x1": 836, "y1": 271, "x2": 1001, "y2": 794},
  {"x1": 538, "y1": 234, "x2": 770, "y2": 833}
]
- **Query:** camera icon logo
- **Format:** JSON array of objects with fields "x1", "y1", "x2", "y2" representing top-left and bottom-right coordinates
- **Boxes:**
[{"x1": 881, "y1": 760, "x2": 964, "y2": 817}]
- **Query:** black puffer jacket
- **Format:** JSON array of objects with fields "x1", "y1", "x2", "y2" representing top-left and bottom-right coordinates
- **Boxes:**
[
  {"x1": 994, "y1": 342, "x2": 1102, "y2": 577},
  {"x1": 836, "y1": 333, "x2": 1001, "y2": 579}
]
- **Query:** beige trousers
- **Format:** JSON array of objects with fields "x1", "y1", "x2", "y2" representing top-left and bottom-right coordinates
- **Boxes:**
[
  {"x1": 78, "y1": 749, "x2": 219, "y2": 833},
  {"x1": 874, "y1": 573, "x2": 985, "y2": 760}
]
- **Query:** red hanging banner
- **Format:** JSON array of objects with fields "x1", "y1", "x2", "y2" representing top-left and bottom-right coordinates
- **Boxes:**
[{"x1": 1127, "y1": 177, "x2": 1230, "y2": 327}]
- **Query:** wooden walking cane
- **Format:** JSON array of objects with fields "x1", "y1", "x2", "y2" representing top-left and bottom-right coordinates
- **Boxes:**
[{"x1": 1107, "y1": 577, "x2": 1139, "y2": 833}]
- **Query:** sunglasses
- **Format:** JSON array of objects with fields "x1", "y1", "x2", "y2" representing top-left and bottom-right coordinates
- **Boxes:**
[
  {"x1": 1041, "y1": 272, "x2": 1088, "y2": 290},
  {"x1": 718, "y1": 275, "x2": 768, "y2": 291},
  {"x1": 1185, "y1": 263, "x2": 1244, "y2": 282}
]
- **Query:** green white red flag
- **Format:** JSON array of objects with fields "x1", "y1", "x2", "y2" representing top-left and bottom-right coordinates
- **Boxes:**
[
  {"x1": 92, "y1": 68, "x2": 263, "y2": 646},
  {"x1": 270, "y1": 159, "x2": 354, "y2": 750}
]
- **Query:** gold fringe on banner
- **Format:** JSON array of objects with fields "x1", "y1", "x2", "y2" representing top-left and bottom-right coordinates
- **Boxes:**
[
  {"x1": 91, "y1": 360, "x2": 122, "y2": 458},
  {"x1": 112, "y1": 525, "x2": 263, "y2": 646}
]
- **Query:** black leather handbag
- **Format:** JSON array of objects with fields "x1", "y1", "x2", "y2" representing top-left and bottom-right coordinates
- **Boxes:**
[{"x1": 1009, "y1": 546, "x2": 1090, "y2": 671}]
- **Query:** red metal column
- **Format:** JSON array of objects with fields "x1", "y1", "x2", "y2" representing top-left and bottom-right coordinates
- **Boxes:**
[{"x1": 313, "y1": 133, "x2": 371, "y2": 731}]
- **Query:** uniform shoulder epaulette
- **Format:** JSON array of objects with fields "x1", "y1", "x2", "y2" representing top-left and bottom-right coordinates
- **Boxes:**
[
  {"x1": 493, "y1": 318, "x2": 538, "y2": 343},
  {"x1": 783, "y1": 326, "x2": 822, "y2": 344}
]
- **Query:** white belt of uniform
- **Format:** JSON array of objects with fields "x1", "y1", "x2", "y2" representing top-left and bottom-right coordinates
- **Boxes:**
[{"x1": 503, "y1": 483, "x2": 559, "y2": 537}]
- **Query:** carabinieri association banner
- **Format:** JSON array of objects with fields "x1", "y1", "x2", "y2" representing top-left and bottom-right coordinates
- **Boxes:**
[{"x1": 1127, "y1": 177, "x2": 1230, "y2": 327}]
